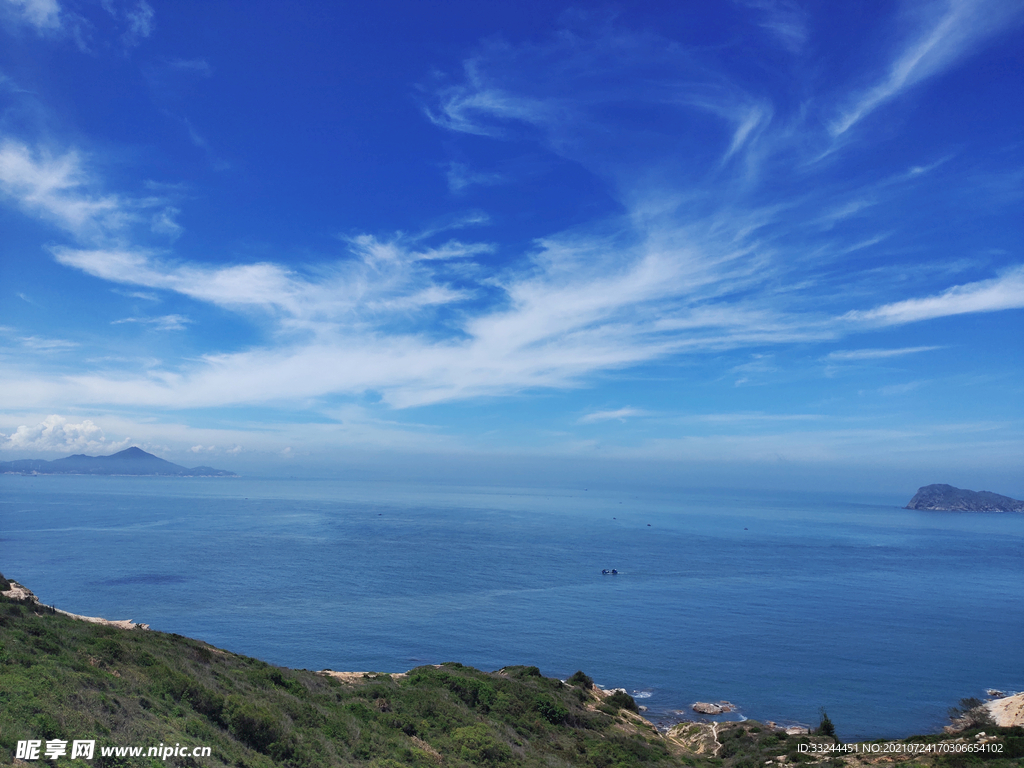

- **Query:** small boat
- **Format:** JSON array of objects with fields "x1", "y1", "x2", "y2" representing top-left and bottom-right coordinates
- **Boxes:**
[{"x1": 601, "y1": 569, "x2": 618, "y2": 575}]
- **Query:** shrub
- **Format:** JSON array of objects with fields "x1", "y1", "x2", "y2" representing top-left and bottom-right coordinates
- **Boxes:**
[
  {"x1": 568, "y1": 670, "x2": 594, "y2": 689},
  {"x1": 503, "y1": 665, "x2": 542, "y2": 678},
  {"x1": 183, "y1": 684, "x2": 225, "y2": 723},
  {"x1": 93, "y1": 637, "x2": 124, "y2": 662},
  {"x1": 451, "y1": 724, "x2": 512, "y2": 765},
  {"x1": 534, "y1": 695, "x2": 569, "y2": 725},
  {"x1": 225, "y1": 698, "x2": 285, "y2": 754},
  {"x1": 149, "y1": 665, "x2": 192, "y2": 701},
  {"x1": 606, "y1": 690, "x2": 640, "y2": 713},
  {"x1": 33, "y1": 713, "x2": 61, "y2": 740},
  {"x1": 1003, "y1": 726, "x2": 1024, "y2": 758}
]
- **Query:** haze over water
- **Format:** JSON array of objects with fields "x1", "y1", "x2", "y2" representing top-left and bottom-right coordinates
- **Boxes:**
[{"x1": 4, "y1": 476, "x2": 1022, "y2": 739}]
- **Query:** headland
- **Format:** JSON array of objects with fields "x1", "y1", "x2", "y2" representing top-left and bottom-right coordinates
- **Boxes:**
[{"x1": 2, "y1": 572, "x2": 1022, "y2": 768}]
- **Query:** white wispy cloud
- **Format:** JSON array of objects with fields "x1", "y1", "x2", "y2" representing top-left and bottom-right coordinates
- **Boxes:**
[
  {"x1": 722, "y1": 102, "x2": 773, "y2": 163},
  {"x1": 687, "y1": 412, "x2": 822, "y2": 424},
  {"x1": 19, "y1": 335, "x2": 78, "y2": 350},
  {"x1": 0, "y1": 139, "x2": 184, "y2": 243},
  {"x1": 831, "y1": 0, "x2": 1024, "y2": 136},
  {"x1": 843, "y1": 266, "x2": 1024, "y2": 326},
  {"x1": 731, "y1": 353, "x2": 777, "y2": 386},
  {"x1": 54, "y1": 236, "x2": 476, "y2": 332},
  {"x1": 10, "y1": 220, "x2": 825, "y2": 410},
  {"x1": 2, "y1": 17, "x2": 1020, "y2": 422},
  {"x1": 825, "y1": 346, "x2": 943, "y2": 361},
  {"x1": 3, "y1": 0, "x2": 61, "y2": 30},
  {"x1": 0, "y1": 414, "x2": 130, "y2": 453},
  {"x1": 112, "y1": 288, "x2": 159, "y2": 301},
  {"x1": 150, "y1": 206, "x2": 182, "y2": 238},
  {"x1": 111, "y1": 314, "x2": 191, "y2": 331},
  {"x1": 426, "y1": 60, "x2": 551, "y2": 139},
  {"x1": 876, "y1": 380, "x2": 927, "y2": 396},
  {"x1": 0, "y1": 71, "x2": 28, "y2": 93},
  {"x1": 166, "y1": 57, "x2": 212, "y2": 76},
  {"x1": 445, "y1": 162, "x2": 506, "y2": 193},
  {"x1": 121, "y1": 0, "x2": 153, "y2": 46},
  {"x1": 736, "y1": 0, "x2": 808, "y2": 53},
  {"x1": 425, "y1": 24, "x2": 776, "y2": 179},
  {"x1": 577, "y1": 407, "x2": 648, "y2": 424},
  {"x1": 0, "y1": 141, "x2": 125, "y2": 238}
]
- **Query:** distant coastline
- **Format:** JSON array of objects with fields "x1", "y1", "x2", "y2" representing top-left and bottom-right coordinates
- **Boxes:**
[{"x1": 0, "y1": 446, "x2": 237, "y2": 477}]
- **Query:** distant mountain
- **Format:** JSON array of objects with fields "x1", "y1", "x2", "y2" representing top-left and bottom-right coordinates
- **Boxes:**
[
  {"x1": 905, "y1": 483, "x2": 1024, "y2": 512},
  {"x1": 0, "y1": 446, "x2": 238, "y2": 477}
]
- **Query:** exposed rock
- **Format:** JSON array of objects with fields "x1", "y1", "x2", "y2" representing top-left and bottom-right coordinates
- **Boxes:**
[
  {"x1": 2, "y1": 580, "x2": 37, "y2": 602},
  {"x1": 693, "y1": 702, "x2": 723, "y2": 714},
  {"x1": 666, "y1": 722, "x2": 719, "y2": 755},
  {"x1": 1, "y1": 579, "x2": 148, "y2": 630},
  {"x1": 692, "y1": 701, "x2": 735, "y2": 714},
  {"x1": 905, "y1": 484, "x2": 1024, "y2": 512},
  {"x1": 985, "y1": 693, "x2": 1024, "y2": 727}
]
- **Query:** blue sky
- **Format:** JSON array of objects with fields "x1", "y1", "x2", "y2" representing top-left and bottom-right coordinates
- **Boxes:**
[{"x1": 1, "y1": 0, "x2": 1021, "y2": 492}]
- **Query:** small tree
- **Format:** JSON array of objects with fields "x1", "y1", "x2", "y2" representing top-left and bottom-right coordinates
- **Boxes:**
[
  {"x1": 567, "y1": 670, "x2": 594, "y2": 689},
  {"x1": 817, "y1": 707, "x2": 837, "y2": 740},
  {"x1": 948, "y1": 697, "x2": 994, "y2": 730}
]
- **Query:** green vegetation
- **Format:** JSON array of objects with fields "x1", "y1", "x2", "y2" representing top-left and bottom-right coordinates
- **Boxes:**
[
  {"x1": 2, "y1": 578, "x2": 1022, "y2": 768},
  {"x1": 816, "y1": 708, "x2": 836, "y2": 741},
  {"x1": 0, "y1": 591, "x2": 678, "y2": 767}
]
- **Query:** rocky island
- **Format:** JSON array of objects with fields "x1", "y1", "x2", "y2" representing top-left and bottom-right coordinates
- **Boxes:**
[
  {"x1": 905, "y1": 484, "x2": 1024, "y2": 512},
  {"x1": 0, "y1": 446, "x2": 237, "y2": 477}
]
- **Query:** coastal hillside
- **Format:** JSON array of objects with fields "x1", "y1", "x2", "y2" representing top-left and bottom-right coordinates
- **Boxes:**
[{"x1": 1, "y1": 575, "x2": 1023, "y2": 768}]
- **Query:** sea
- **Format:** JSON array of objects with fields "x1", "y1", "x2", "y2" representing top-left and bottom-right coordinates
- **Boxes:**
[{"x1": 1, "y1": 475, "x2": 1022, "y2": 741}]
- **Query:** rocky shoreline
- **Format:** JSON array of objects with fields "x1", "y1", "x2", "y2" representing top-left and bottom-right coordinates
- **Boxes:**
[{"x1": 0, "y1": 579, "x2": 150, "y2": 630}]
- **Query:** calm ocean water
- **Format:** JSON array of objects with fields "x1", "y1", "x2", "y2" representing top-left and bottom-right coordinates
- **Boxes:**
[{"x1": 1, "y1": 475, "x2": 1021, "y2": 740}]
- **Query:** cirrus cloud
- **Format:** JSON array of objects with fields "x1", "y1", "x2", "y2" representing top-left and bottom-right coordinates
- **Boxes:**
[{"x1": 842, "y1": 266, "x2": 1024, "y2": 326}]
